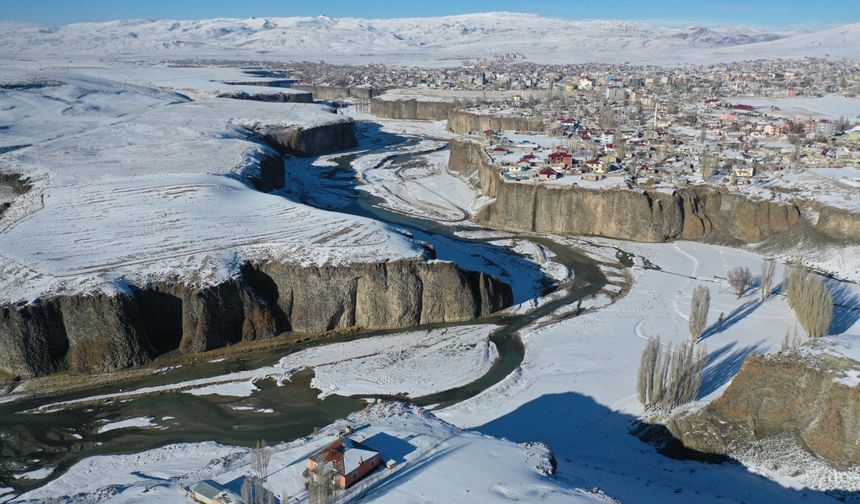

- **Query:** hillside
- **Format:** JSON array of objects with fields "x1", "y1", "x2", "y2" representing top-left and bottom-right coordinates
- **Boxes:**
[{"x1": 1, "y1": 12, "x2": 854, "y2": 64}]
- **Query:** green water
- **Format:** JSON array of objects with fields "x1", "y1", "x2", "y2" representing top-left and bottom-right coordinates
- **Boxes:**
[{"x1": 0, "y1": 141, "x2": 606, "y2": 495}]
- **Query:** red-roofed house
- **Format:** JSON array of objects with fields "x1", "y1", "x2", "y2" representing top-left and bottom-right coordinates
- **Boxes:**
[
  {"x1": 538, "y1": 167, "x2": 559, "y2": 180},
  {"x1": 307, "y1": 437, "x2": 381, "y2": 489}
]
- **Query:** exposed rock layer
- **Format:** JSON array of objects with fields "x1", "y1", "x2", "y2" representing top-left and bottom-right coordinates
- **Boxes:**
[
  {"x1": 293, "y1": 84, "x2": 376, "y2": 100},
  {"x1": 258, "y1": 120, "x2": 358, "y2": 157},
  {"x1": 447, "y1": 111, "x2": 544, "y2": 135},
  {"x1": 816, "y1": 205, "x2": 860, "y2": 243},
  {"x1": 0, "y1": 119, "x2": 512, "y2": 378},
  {"x1": 217, "y1": 91, "x2": 313, "y2": 103},
  {"x1": 370, "y1": 97, "x2": 456, "y2": 120},
  {"x1": 665, "y1": 353, "x2": 860, "y2": 469},
  {"x1": 450, "y1": 138, "x2": 858, "y2": 244},
  {"x1": 0, "y1": 259, "x2": 511, "y2": 378}
]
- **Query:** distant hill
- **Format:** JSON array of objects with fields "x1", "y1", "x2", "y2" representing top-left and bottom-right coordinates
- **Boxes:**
[{"x1": 0, "y1": 12, "x2": 856, "y2": 64}]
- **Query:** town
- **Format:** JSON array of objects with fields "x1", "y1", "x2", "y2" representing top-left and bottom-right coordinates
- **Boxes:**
[
  {"x1": 209, "y1": 56, "x2": 860, "y2": 201},
  {"x1": 2, "y1": 7, "x2": 860, "y2": 504}
]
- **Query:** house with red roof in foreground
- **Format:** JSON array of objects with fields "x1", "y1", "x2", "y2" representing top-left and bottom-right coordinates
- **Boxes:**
[{"x1": 307, "y1": 437, "x2": 382, "y2": 489}]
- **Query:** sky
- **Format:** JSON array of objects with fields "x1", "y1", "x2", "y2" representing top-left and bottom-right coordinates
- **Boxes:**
[{"x1": 0, "y1": 0, "x2": 858, "y2": 29}]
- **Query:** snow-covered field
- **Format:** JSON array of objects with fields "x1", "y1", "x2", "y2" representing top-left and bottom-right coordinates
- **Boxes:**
[
  {"x1": 279, "y1": 325, "x2": 498, "y2": 399},
  {"x1": 439, "y1": 238, "x2": 860, "y2": 501},
  {"x1": 0, "y1": 13, "x2": 857, "y2": 64},
  {"x1": 728, "y1": 95, "x2": 860, "y2": 121},
  {"x1": 11, "y1": 237, "x2": 859, "y2": 503},
  {"x1": 19, "y1": 325, "x2": 501, "y2": 412},
  {"x1": 735, "y1": 166, "x2": 860, "y2": 213},
  {"x1": 96, "y1": 416, "x2": 158, "y2": 434},
  {"x1": 11, "y1": 403, "x2": 609, "y2": 504},
  {"x1": 355, "y1": 145, "x2": 492, "y2": 221},
  {"x1": 0, "y1": 71, "x2": 424, "y2": 303}
]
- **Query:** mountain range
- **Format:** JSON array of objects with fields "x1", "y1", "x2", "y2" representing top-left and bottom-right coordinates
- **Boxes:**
[{"x1": 0, "y1": 12, "x2": 857, "y2": 64}]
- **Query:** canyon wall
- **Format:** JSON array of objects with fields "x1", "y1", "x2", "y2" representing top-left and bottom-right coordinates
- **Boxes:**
[
  {"x1": 217, "y1": 91, "x2": 313, "y2": 103},
  {"x1": 815, "y1": 205, "x2": 860, "y2": 243},
  {"x1": 0, "y1": 259, "x2": 512, "y2": 378},
  {"x1": 665, "y1": 353, "x2": 860, "y2": 469},
  {"x1": 370, "y1": 97, "x2": 456, "y2": 121},
  {"x1": 292, "y1": 85, "x2": 376, "y2": 101},
  {"x1": 447, "y1": 110, "x2": 544, "y2": 135},
  {"x1": 0, "y1": 119, "x2": 512, "y2": 379},
  {"x1": 257, "y1": 120, "x2": 357, "y2": 158},
  {"x1": 450, "y1": 138, "x2": 860, "y2": 245}
]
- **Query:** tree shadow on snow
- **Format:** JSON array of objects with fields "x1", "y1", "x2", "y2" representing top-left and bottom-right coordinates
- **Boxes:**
[
  {"x1": 471, "y1": 392, "x2": 850, "y2": 503},
  {"x1": 699, "y1": 341, "x2": 767, "y2": 397},
  {"x1": 700, "y1": 298, "x2": 763, "y2": 340}
]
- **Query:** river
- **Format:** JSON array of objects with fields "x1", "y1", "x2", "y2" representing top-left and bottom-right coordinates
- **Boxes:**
[{"x1": 0, "y1": 126, "x2": 606, "y2": 494}]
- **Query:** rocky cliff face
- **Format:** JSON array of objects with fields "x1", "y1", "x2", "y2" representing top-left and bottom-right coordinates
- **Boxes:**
[
  {"x1": 257, "y1": 120, "x2": 357, "y2": 157},
  {"x1": 449, "y1": 139, "x2": 854, "y2": 245},
  {"x1": 0, "y1": 120, "x2": 512, "y2": 379},
  {"x1": 447, "y1": 111, "x2": 544, "y2": 135},
  {"x1": 815, "y1": 205, "x2": 860, "y2": 243},
  {"x1": 217, "y1": 91, "x2": 313, "y2": 103},
  {"x1": 0, "y1": 259, "x2": 512, "y2": 378},
  {"x1": 292, "y1": 85, "x2": 376, "y2": 100},
  {"x1": 665, "y1": 353, "x2": 860, "y2": 469},
  {"x1": 370, "y1": 97, "x2": 456, "y2": 121}
]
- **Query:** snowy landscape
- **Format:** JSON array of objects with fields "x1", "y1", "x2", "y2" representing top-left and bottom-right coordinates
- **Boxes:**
[
  {"x1": 1, "y1": 5, "x2": 860, "y2": 504},
  {"x1": 1, "y1": 13, "x2": 859, "y2": 64}
]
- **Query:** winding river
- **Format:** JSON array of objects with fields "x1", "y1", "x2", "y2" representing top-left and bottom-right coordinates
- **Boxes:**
[{"x1": 0, "y1": 126, "x2": 607, "y2": 494}]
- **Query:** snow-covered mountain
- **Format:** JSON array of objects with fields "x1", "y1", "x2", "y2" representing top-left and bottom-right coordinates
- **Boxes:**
[{"x1": 0, "y1": 12, "x2": 855, "y2": 64}]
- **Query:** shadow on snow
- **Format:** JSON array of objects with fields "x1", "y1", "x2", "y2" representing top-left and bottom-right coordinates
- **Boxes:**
[{"x1": 472, "y1": 392, "x2": 851, "y2": 503}]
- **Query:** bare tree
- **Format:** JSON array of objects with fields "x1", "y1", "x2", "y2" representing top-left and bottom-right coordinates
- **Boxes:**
[
  {"x1": 665, "y1": 340, "x2": 707, "y2": 407},
  {"x1": 785, "y1": 266, "x2": 833, "y2": 338},
  {"x1": 637, "y1": 337, "x2": 664, "y2": 407},
  {"x1": 760, "y1": 258, "x2": 776, "y2": 301},
  {"x1": 689, "y1": 285, "x2": 710, "y2": 341},
  {"x1": 700, "y1": 150, "x2": 718, "y2": 179},
  {"x1": 637, "y1": 337, "x2": 707, "y2": 409},
  {"x1": 789, "y1": 134, "x2": 801, "y2": 161},
  {"x1": 242, "y1": 476, "x2": 271, "y2": 504},
  {"x1": 781, "y1": 323, "x2": 801, "y2": 352},
  {"x1": 726, "y1": 266, "x2": 753, "y2": 298},
  {"x1": 307, "y1": 462, "x2": 338, "y2": 504},
  {"x1": 251, "y1": 440, "x2": 272, "y2": 481}
]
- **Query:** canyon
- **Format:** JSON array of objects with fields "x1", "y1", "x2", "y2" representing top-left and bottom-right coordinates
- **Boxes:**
[
  {"x1": 0, "y1": 109, "x2": 512, "y2": 379},
  {"x1": 449, "y1": 138, "x2": 860, "y2": 245},
  {"x1": 0, "y1": 258, "x2": 510, "y2": 378}
]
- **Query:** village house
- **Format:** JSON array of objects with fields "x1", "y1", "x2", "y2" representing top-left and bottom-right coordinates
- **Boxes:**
[
  {"x1": 732, "y1": 165, "x2": 755, "y2": 178},
  {"x1": 307, "y1": 437, "x2": 382, "y2": 490},
  {"x1": 185, "y1": 480, "x2": 241, "y2": 504},
  {"x1": 538, "y1": 167, "x2": 559, "y2": 180},
  {"x1": 547, "y1": 151, "x2": 572, "y2": 168}
]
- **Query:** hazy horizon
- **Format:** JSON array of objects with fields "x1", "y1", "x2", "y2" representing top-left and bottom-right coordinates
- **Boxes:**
[{"x1": 1, "y1": 0, "x2": 857, "y2": 30}]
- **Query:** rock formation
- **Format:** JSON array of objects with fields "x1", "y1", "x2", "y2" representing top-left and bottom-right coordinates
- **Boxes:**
[
  {"x1": 0, "y1": 258, "x2": 512, "y2": 379},
  {"x1": 665, "y1": 353, "x2": 860, "y2": 469},
  {"x1": 216, "y1": 90, "x2": 313, "y2": 103},
  {"x1": 0, "y1": 119, "x2": 512, "y2": 379},
  {"x1": 292, "y1": 84, "x2": 376, "y2": 100},
  {"x1": 256, "y1": 119, "x2": 358, "y2": 157},
  {"x1": 370, "y1": 97, "x2": 456, "y2": 120},
  {"x1": 450, "y1": 138, "x2": 858, "y2": 245},
  {"x1": 447, "y1": 110, "x2": 544, "y2": 135}
]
